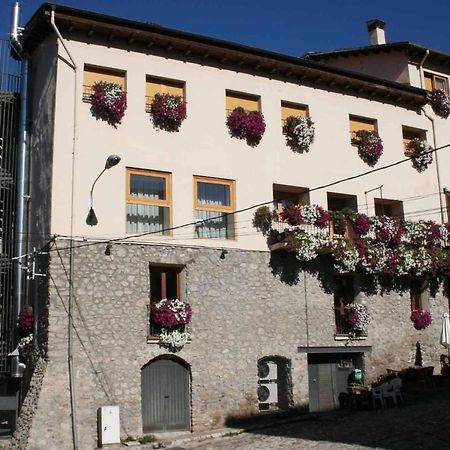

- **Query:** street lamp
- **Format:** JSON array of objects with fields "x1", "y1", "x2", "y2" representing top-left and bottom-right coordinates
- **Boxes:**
[{"x1": 86, "y1": 155, "x2": 121, "y2": 226}]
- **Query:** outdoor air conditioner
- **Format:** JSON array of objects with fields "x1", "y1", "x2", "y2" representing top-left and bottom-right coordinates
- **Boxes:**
[
  {"x1": 258, "y1": 361, "x2": 277, "y2": 381},
  {"x1": 257, "y1": 382, "x2": 278, "y2": 404}
]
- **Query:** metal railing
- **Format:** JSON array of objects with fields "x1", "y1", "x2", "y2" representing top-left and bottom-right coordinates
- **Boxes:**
[{"x1": 82, "y1": 85, "x2": 93, "y2": 102}]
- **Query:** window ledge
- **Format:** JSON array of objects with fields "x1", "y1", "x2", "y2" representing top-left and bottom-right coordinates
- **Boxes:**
[
  {"x1": 147, "y1": 337, "x2": 192, "y2": 344},
  {"x1": 334, "y1": 334, "x2": 367, "y2": 341}
]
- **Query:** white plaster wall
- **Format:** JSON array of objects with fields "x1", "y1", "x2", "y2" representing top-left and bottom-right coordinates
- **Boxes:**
[
  {"x1": 49, "y1": 38, "x2": 443, "y2": 251},
  {"x1": 315, "y1": 51, "x2": 411, "y2": 85}
]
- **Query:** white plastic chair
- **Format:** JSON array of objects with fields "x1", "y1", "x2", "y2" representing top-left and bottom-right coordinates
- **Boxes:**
[
  {"x1": 382, "y1": 377, "x2": 403, "y2": 407},
  {"x1": 371, "y1": 383, "x2": 385, "y2": 408}
]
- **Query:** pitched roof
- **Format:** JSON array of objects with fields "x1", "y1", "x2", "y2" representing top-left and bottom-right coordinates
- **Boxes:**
[
  {"x1": 304, "y1": 42, "x2": 450, "y2": 70},
  {"x1": 21, "y1": 4, "x2": 428, "y2": 109}
]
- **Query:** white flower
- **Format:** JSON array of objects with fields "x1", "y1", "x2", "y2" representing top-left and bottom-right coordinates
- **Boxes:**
[{"x1": 159, "y1": 328, "x2": 190, "y2": 350}]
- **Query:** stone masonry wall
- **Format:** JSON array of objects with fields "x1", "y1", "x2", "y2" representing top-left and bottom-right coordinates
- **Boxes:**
[{"x1": 27, "y1": 241, "x2": 448, "y2": 449}]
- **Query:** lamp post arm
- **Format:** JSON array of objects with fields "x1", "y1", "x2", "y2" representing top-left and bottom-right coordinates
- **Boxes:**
[{"x1": 88, "y1": 168, "x2": 106, "y2": 209}]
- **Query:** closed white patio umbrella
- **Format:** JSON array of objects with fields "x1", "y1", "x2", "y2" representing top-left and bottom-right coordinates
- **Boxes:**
[{"x1": 440, "y1": 312, "x2": 450, "y2": 351}]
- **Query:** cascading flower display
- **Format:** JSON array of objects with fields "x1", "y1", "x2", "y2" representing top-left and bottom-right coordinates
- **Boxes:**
[
  {"x1": 282, "y1": 116, "x2": 315, "y2": 153},
  {"x1": 151, "y1": 298, "x2": 192, "y2": 329},
  {"x1": 151, "y1": 299, "x2": 192, "y2": 351},
  {"x1": 159, "y1": 327, "x2": 191, "y2": 350},
  {"x1": 352, "y1": 130, "x2": 384, "y2": 166},
  {"x1": 226, "y1": 107, "x2": 266, "y2": 147},
  {"x1": 410, "y1": 309, "x2": 432, "y2": 330},
  {"x1": 18, "y1": 310, "x2": 34, "y2": 335},
  {"x1": 405, "y1": 138, "x2": 433, "y2": 172},
  {"x1": 281, "y1": 204, "x2": 329, "y2": 229},
  {"x1": 254, "y1": 203, "x2": 450, "y2": 279},
  {"x1": 346, "y1": 303, "x2": 371, "y2": 333},
  {"x1": 429, "y1": 89, "x2": 450, "y2": 119},
  {"x1": 150, "y1": 93, "x2": 187, "y2": 132},
  {"x1": 90, "y1": 81, "x2": 127, "y2": 127}
]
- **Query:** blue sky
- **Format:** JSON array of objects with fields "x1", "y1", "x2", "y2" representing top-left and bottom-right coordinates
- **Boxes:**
[{"x1": 2, "y1": 0, "x2": 450, "y2": 56}]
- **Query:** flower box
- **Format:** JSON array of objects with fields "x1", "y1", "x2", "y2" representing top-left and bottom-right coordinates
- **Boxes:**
[
  {"x1": 352, "y1": 130, "x2": 383, "y2": 166},
  {"x1": 226, "y1": 107, "x2": 266, "y2": 147},
  {"x1": 149, "y1": 93, "x2": 187, "y2": 132},
  {"x1": 90, "y1": 81, "x2": 127, "y2": 127}
]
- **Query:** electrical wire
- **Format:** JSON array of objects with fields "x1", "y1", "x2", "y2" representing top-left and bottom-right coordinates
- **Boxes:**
[{"x1": 16, "y1": 142, "x2": 450, "y2": 258}]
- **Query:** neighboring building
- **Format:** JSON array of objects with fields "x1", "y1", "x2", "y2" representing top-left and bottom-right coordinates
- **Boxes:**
[{"x1": 8, "y1": 5, "x2": 450, "y2": 448}]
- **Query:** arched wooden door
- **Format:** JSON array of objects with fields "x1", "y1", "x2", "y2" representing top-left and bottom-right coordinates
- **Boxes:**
[{"x1": 141, "y1": 359, "x2": 190, "y2": 432}]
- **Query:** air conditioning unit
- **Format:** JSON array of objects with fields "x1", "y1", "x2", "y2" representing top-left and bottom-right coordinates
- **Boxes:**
[
  {"x1": 258, "y1": 361, "x2": 277, "y2": 381},
  {"x1": 258, "y1": 382, "x2": 278, "y2": 404}
]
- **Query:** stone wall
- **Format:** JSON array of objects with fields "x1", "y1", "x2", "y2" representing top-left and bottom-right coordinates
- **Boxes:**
[
  {"x1": 10, "y1": 358, "x2": 47, "y2": 450},
  {"x1": 27, "y1": 241, "x2": 448, "y2": 448}
]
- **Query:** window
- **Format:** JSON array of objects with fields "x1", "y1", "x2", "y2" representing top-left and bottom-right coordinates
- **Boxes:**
[
  {"x1": 149, "y1": 265, "x2": 183, "y2": 337},
  {"x1": 328, "y1": 192, "x2": 358, "y2": 237},
  {"x1": 349, "y1": 115, "x2": 377, "y2": 143},
  {"x1": 273, "y1": 184, "x2": 310, "y2": 217},
  {"x1": 126, "y1": 168, "x2": 171, "y2": 235},
  {"x1": 145, "y1": 76, "x2": 185, "y2": 112},
  {"x1": 194, "y1": 176, "x2": 235, "y2": 239},
  {"x1": 402, "y1": 126, "x2": 426, "y2": 155},
  {"x1": 374, "y1": 198, "x2": 404, "y2": 219},
  {"x1": 334, "y1": 276, "x2": 358, "y2": 335},
  {"x1": 424, "y1": 72, "x2": 449, "y2": 94},
  {"x1": 446, "y1": 194, "x2": 450, "y2": 224},
  {"x1": 83, "y1": 65, "x2": 126, "y2": 101},
  {"x1": 410, "y1": 278, "x2": 429, "y2": 311},
  {"x1": 281, "y1": 101, "x2": 308, "y2": 126},
  {"x1": 226, "y1": 90, "x2": 260, "y2": 116}
]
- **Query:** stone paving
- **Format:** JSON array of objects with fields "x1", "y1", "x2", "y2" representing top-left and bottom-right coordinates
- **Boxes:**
[{"x1": 164, "y1": 381, "x2": 450, "y2": 450}]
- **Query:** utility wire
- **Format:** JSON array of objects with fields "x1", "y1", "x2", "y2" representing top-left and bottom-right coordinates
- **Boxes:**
[{"x1": 21, "y1": 142, "x2": 450, "y2": 257}]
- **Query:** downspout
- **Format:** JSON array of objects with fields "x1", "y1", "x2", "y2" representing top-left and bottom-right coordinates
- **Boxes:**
[
  {"x1": 10, "y1": 38, "x2": 28, "y2": 323},
  {"x1": 50, "y1": 8, "x2": 79, "y2": 450},
  {"x1": 417, "y1": 49, "x2": 429, "y2": 89},
  {"x1": 422, "y1": 108, "x2": 444, "y2": 223}
]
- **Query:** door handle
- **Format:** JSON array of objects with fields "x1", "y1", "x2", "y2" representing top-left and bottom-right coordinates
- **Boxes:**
[{"x1": 313, "y1": 379, "x2": 317, "y2": 382}]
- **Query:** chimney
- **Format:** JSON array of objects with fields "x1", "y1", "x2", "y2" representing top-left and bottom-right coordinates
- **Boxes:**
[{"x1": 366, "y1": 19, "x2": 386, "y2": 45}]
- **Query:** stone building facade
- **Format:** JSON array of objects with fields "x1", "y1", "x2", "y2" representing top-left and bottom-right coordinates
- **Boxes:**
[{"x1": 23, "y1": 241, "x2": 447, "y2": 449}]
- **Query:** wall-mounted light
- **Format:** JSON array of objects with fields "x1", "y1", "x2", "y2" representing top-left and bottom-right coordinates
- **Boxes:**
[
  {"x1": 86, "y1": 155, "x2": 121, "y2": 226},
  {"x1": 220, "y1": 249, "x2": 228, "y2": 259},
  {"x1": 105, "y1": 242, "x2": 112, "y2": 256}
]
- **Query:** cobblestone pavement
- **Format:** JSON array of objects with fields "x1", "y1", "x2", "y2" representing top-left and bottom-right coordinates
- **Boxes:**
[{"x1": 168, "y1": 382, "x2": 450, "y2": 450}]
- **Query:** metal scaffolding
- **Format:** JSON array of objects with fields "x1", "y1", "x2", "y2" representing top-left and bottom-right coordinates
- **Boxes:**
[{"x1": 0, "y1": 39, "x2": 21, "y2": 373}]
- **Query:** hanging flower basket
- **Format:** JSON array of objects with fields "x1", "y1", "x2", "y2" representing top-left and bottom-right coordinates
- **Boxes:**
[
  {"x1": 17, "y1": 334, "x2": 33, "y2": 356},
  {"x1": 159, "y1": 327, "x2": 190, "y2": 351},
  {"x1": 410, "y1": 309, "x2": 432, "y2": 330},
  {"x1": 151, "y1": 298, "x2": 192, "y2": 329},
  {"x1": 226, "y1": 107, "x2": 266, "y2": 147},
  {"x1": 281, "y1": 204, "x2": 329, "y2": 229},
  {"x1": 282, "y1": 116, "x2": 315, "y2": 153},
  {"x1": 405, "y1": 138, "x2": 433, "y2": 172},
  {"x1": 429, "y1": 89, "x2": 450, "y2": 119},
  {"x1": 18, "y1": 310, "x2": 34, "y2": 336},
  {"x1": 352, "y1": 130, "x2": 383, "y2": 166},
  {"x1": 150, "y1": 93, "x2": 187, "y2": 132},
  {"x1": 90, "y1": 81, "x2": 127, "y2": 127},
  {"x1": 346, "y1": 303, "x2": 370, "y2": 334}
]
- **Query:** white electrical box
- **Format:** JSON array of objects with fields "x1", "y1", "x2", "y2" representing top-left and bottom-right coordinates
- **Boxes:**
[{"x1": 98, "y1": 405, "x2": 120, "y2": 446}]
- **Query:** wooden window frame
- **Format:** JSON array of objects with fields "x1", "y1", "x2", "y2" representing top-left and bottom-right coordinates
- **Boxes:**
[
  {"x1": 410, "y1": 278, "x2": 428, "y2": 311},
  {"x1": 145, "y1": 75, "x2": 185, "y2": 112},
  {"x1": 281, "y1": 101, "x2": 309, "y2": 127},
  {"x1": 273, "y1": 184, "x2": 310, "y2": 217},
  {"x1": 349, "y1": 115, "x2": 377, "y2": 145},
  {"x1": 402, "y1": 126, "x2": 427, "y2": 154},
  {"x1": 333, "y1": 275, "x2": 361, "y2": 337},
  {"x1": 126, "y1": 168, "x2": 172, "y2": 235},
  {"x1": 193, "y1": 176, "x2": 236, "y2": 240},
  {"x1": 424, "y1": 71, "x2": 449, "y2": 94},
  {"x1": 374, "y1": 198, "x2": 404, "y2": 220},
  {"x1": 226, "y1": 90, "x2": 261, "y2": 116},
  {"x1": 82, "y1": 64, "x2": 126, "y2": 102}
]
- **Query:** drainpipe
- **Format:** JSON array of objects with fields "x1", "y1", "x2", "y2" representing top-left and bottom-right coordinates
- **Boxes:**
[
  {"x1": 422, "y1": 108, "x2": 444, "y2": 223},
  {"x1": 50, "y1": 8, "x2": 79, "y2": 450},
  {"x1": 418, "y1": 49, "x2": 429, "y2": 89},
  {"x1": 10, "y1": 2, "x2": 28, "y2": 322}
]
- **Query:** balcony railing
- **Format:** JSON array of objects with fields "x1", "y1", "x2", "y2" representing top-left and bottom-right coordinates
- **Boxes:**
[{"x1": 82, "y1": 85, "x2": 93, "y2": 102}]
